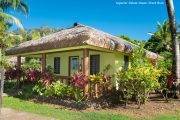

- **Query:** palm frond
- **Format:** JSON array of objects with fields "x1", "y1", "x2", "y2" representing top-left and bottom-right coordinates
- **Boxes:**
[
  {"x1": 17, "y1": 0, "x2": 29, "y2": 14},
  {"x1": 0, "y1": 12, "x2": 23, "y2": 29},
  {"x1": 0, "y1": 0, "x2": 28, "y2": 14},
  {"x1": 147, "y1": 32, "x2": 154, "y2": 36}
]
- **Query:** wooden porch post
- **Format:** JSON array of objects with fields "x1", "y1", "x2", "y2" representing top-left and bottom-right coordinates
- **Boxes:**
[
  {"x1": 83, "y1": 49, "x2": 89, "y2": 95},
  {"x1": 16, "y1": 56, "x2": 21, "y2": 88},
  {"x1": 41, "y1": 53, "x2": 46, "y2": 72},
  {"x1": 17, "y1": 56, "x2": 21, "y2": 69}
]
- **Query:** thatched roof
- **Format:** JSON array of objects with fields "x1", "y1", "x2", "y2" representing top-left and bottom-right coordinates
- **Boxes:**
[{"x1": 5, "y1": 23, "x2": 158, "y2": 59}]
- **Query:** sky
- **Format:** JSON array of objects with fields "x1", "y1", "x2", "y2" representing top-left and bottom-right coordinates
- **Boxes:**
[{"x1": 12, "y1": 0, "x2": 180, "y2": 41}]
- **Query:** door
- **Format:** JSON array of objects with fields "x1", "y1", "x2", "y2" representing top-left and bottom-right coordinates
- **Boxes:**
[{"x1": 69, "y1": 56, "x2": 79, "y2": 76}]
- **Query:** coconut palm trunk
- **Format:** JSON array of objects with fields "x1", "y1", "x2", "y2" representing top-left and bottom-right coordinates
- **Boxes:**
[{"x1": 165, "y1": 0, "x2": 180, "y2": 97}]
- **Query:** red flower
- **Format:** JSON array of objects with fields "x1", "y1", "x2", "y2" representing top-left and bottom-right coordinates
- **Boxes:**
[
  {"x1": 41, "y1": 71, "x2": 54, "y2": 86},
  {"x1": 26, "y1": 70, "x2": 41, "y2": 82},
  {"x1": 5, "y1": 67, "x2": 24, "y2": 80},
  {"x1": 71, "y1": 72, "x2": 88, "y2": 89},
  {"x1": 167, "y1": 73, "x2": 175, "y2": 89}
]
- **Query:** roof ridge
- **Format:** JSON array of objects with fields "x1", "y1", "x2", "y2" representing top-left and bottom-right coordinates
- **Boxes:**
[{"x1": 81, "y1": 24, "x2": 135, "y2": 46}]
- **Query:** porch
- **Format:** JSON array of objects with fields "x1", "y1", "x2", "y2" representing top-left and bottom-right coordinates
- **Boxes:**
[{"x1": 14, "y1": 46, "x2": 119, "y2": 96}]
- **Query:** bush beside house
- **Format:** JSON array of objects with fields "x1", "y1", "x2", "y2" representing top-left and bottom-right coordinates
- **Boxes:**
[{"x1": 4, "y1": 46, "x2": 173, "y2": 109}]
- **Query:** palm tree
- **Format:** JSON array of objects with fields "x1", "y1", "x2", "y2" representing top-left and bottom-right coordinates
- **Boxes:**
[
  {"x1": 0, "y1": 0, "x2": 28, "y2": 29},
  {"x1": 0, "y1": 0, "x2": 29, "y2": 110},
  {"x1": 145, "y1": 21, "x2": 172, "y2": 53},
  {"x1": 0, "y1": 0, "x2": 28, "y2": 51},
  {"x1": 165, "y1": 0, "x2": 180, "y2": 97}
]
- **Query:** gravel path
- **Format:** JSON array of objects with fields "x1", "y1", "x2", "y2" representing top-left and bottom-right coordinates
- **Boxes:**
[{"x1": 0, "y1": 108, "x2": 55, "y2": 120}]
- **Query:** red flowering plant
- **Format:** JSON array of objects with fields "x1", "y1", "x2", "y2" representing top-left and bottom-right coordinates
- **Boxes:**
[
  {"x1": 71, "y1": 72, "x2": 88, "y2": 89},
  {"x1": 5, "y1": 66, "x2": 25, "y2": 89},
  {"x1": 167, "y1": 73, "x2": 176, "y2": 89},
  {"x1": 5, "y1": 67, "x2": 16, "y2": 80},
  {"x1": 71, "y1": 72, "x2": 88, "y2": 102},
  {"x1": 33, "y1": 70, "x2": 55, "y2": 96},
  {"x1": 26, "y1": 69, "x2": 41, "y2": 82},
  {"x1": 41, "y1": 71, "x2": 54, "y2": 86},
  {"x1": 5, "y1": 66, "x2": 24, "y2": 81}
]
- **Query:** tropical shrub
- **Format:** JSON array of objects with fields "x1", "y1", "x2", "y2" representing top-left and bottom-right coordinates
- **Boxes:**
[
  {"x1": 116, "y1": 46, "x2": 161, "y2": 107},
  {"x1": 71, "y1": 72, "x2": 88, "y2": 102},
  {"x1": 90, "y1": 73, "x2": 112, "y2": 85},
  {"x1": 157, "y1": 59, "x2": 171, "y2": 87},
  {"x1": 89, "y1": 74, "x2": 103, "y2": 83},
  {"x1": 89, "y1": 73, "x2": 112, "y2": 95},
  {"x1": 71, "y1": 72, "x2": 88, "y2": 89},
  {"x1": 116, "y1": 66, "x2": 161, "y2": 105},
  {"x1": 26, "y1": 69, "x2": 41, "y2": 82},
  {"x1": 41, "y1": 70, "x2": 54, "y2": 86},
  {"x1": 33, "y1": 81, "x2": 73, "y2": 98},
  {"x1": 89, "y1": 65, "x2": 112, "y2": 99},
  {"x1": 0, "y1": 52, "x2": 11, "y2": 68},
  {"x1": 44, "y1": 81, "x2": 73, "y2": 98},
  {"x1": 22, "y1": 58, "x2": 41, "y2": 70},
  {"x1": 33, "y1": 82, "x2": 46, "y2": 96},
  {"x1": 5, "y1": 67, "x2": 24, "y2": 80},
  {"x1": 89, "y1": 64, "x2": 112, "y2": 85},
  {"x1": 32, "y1": 70, "x2": 55, "y2": 95},
  {"x1": 156, "y1": 52, "x2": 175, "y2": 100}
]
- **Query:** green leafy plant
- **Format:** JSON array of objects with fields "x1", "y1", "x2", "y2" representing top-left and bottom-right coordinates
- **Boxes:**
[
  {"x1": 33, "y1": 82, "x2": 46, "y2": 96},
  {"x1": 44, "y1": 81, "x2": 73, "y2": 98},
  {"x1": 116, "y1": 46, "x2": 161, "y2": 108},
  {"x1": 0, "y1": 52, "x2": 10, "y2": 68},
  {"x1": 33, "y1": 81, "x2": 73, "y2": 98},
  {"x1": 89, "y1": 65, "x2": 112, "y2": 99},
  {"x1": 156, "y1": 57, "x2": 172, "y2": 100},
  {"x1": 116, "y1": 66, "x2": 161, "y2": 107},
  {"x1": 22, "y1": 59, "x2": 41, "y2": 70},
  {"x1": 89, "y1": 74, "x2": 103, "y2": 83}
]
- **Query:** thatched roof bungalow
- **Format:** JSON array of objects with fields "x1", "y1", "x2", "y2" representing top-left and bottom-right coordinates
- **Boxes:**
[{"x1": 5, "y1": 23, "x2": 159, "y2": 78}]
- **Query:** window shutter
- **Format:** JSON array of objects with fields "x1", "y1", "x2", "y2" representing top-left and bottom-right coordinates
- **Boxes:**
[
  {"x1": 124, "y1": 55, "x2": 129, "y2": 70},
  {"x1": 90, "y1": 55, "x2": 100, "y2": 75},
  {"x1": 54, "y1": 57, "x2": 60, "y2": 74}
]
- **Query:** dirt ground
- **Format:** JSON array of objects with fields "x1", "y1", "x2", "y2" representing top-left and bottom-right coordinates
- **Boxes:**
[
  {"x1": 0, "y1": 108, "x2": 55, "y2": 120},
  {"x1": 32, "y1": 94, "x2": 180, "y2": 119},
  {"x1": 114, "y1": 100, "x2": 180, "y2": 119},
  {"x1": 85, "y1": 99, "x2": 180, "y2": 119}
]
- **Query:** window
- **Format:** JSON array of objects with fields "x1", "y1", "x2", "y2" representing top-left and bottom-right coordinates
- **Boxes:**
[
  {"x1": 69, "y1": 56, "x2": 79, "y2": 75},
  {"x1": 54, "y1": 57, "x2": 60, "y2": 74},
  {"x1": 90, "y1": 55, "x2": 100, "y2": 75},
  {"x1": 124, "y1": 55, "x2": 129, "y2": 70}
]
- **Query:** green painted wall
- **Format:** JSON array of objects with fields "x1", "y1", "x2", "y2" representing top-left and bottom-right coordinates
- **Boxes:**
[
  {"x1": 46, "y1": 51, "x2": 83, "y2": 76},
  {"x1": 114, "y1": 53, "x2": 125, "y2": 72},
  {"x1": 89, "y1": 51, "x2": 114, "y2": 74},
  {"x1": 46, "y1": 50, "x2": 125, "y2": 76}
]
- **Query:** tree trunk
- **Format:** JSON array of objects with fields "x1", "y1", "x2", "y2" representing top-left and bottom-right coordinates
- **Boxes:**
[
  {"x1": 0, "y1": 68, "x2": 5, "y2": 112},
  {"x1": 165, "y1": 0, "x2": 180, "y2": 97}
]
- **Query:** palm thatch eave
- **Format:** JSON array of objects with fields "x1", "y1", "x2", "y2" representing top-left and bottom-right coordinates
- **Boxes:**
[
  {"x1": 5, "y1": 24, "x2": 133, "y2": 55},
  {"x1": 5, "y1": 23, "x2": 159, "y2": 59}
]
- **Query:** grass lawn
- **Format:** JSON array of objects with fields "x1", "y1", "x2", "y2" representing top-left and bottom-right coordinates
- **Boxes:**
[
  {"x1": 2, "y1": 96, "x2": 131, "y2": 120},
  {"x1": 3, "y1": 96, "x2": 180, "y2": 120},
  {"x1": 3, "y1": 80, "x2": 180, "y2": 120}
]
